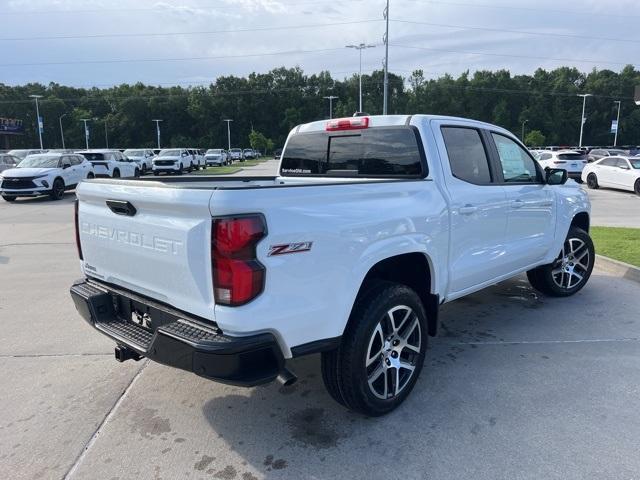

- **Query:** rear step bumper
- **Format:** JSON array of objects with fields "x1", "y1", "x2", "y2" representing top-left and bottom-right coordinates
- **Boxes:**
[{"x1": 70, "y1": 279, "x2": 284, "y2": 387}]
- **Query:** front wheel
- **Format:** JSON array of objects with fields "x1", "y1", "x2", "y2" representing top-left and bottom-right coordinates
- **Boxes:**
[
  {"x1": 527, "y1": 227, "x2": 594, "y2": 297},
  {"x1": 321, "y1": 281, "x2": 427, "y2": 416},
  {"x1": 50, "y1": 178, "x2": 65, "y2": 200},
  {"x1": 586, "y1": 173, "x2": 599, "y2": 189},
  {"x1": 153, "y1": 171, "x2": 159, "y2": 176},
  {"x1": 112, "y1": 169, "x2": 120, "y2": 178},
  {"x1": 634, "y1": 179, "x2": 640, "y2": 196},
  {"x1": 2, "y1": 195, "x2": 17, "y2": 202},
  {"x1": 134, "y1": 168, "x2": 140, "y2": 178}
]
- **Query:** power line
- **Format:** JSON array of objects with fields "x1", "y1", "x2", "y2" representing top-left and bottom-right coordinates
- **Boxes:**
[
  {"x1": 393, "y1": 19, "x2": 640, "y2": 45},
  {"x1": 0, "y1": 47, "x2": 347, "y2": 67},
  {"x1": 0, "y1": 19, "x2": 382, "y2": 42},
  {"x1": 390, "y1": 44, "x2": 638, "y2": 68}
]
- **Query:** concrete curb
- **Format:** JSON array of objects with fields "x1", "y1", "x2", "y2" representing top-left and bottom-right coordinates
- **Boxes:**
[{"x1": 596, "y1": 254, "x2": 640, "y2": 284}]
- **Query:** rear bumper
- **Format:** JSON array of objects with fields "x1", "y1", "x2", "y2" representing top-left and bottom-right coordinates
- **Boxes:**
[
  {"x1": 69, "y1": 279, "x2": 285, "y2": 386},
  {"x1": 568, "y1": 172, "x2": 583, "y2": 181}
]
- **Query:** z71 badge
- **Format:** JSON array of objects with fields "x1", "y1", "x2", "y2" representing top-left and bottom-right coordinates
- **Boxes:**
[{"x1": 268, "y1": 242, "x2": 313, "y2": 256}]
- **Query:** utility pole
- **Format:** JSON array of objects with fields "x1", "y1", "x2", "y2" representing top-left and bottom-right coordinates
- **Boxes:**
[
  {"x1": 223, "y1": 119, "x2": 233, "y2": 150},
  {"x1": 80, "y1": 118, "x2": 91, "y2": 149},
  {"x1": 58, "y1": 113, "x2": 67, "y2": 150},
  {"x1": 613, "y1": 100, "x2": 621, "y2": 147},
  {"x1": 152, "y1": 119, "x2": 163, "y2": 149},
  {"x1": 383, "y1": 0, "x2": 390, "y2": 115},
  {"x1": 323, "y1": 96, "x2": 339, "y2": 119},
  {"x1": 29, "y1": 94, "x2": 44, "y2": 149},
  {"x1": 346, "y1": 43, "x2": 376, "y2": 113},
  {"x1": 577, "y1": 94, "x2": 592, "y2": 148},
  {"x1": 521, "y1": 119, "x2": 528, "y2": 142}
]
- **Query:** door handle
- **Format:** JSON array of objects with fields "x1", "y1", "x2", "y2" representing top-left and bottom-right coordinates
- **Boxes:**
[
  {"x1": 511, "y1": 199, "x2": 524, "y2": 208},
  {"x1": 459, "y1": 205, "x2": 478, "y2": 215}
]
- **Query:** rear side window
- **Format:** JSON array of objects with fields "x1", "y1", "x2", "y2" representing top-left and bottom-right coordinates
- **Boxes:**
[
  {"x1": 280, "y1": 127, "x2": 425, "y2": 177},
  {"x1": 600, "y1": 158, "x2": 616, "y2": 166},
  {"x1": 80, "y1": 153, "x2": 105, "y2": 161},
  {"x1": 441, "y1": 127, "x2": 492, "y2": 184}
]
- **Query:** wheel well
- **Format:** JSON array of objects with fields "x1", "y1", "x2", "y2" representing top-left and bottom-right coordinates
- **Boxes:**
[
  {"x1": 356, "y1": 253, "x2": 439, "y2": 336},
  {"x1": 54, "y1": 176, "x2": 64, "y2": 186},
  {"x1": 571, "y1": 212, "x2": 590, "y2": 233}
]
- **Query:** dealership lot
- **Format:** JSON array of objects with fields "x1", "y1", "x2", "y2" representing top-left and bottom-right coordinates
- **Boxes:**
[{"x1": 1, "y1": 170, "x2": 640, "y2": 480}]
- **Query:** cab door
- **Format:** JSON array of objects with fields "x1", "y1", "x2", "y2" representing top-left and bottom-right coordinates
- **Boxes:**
[
  {"x1": 434, "y1": 121, "x2": 510, "y2": 295},
  {"x1": 488, "y1": 132, "x2": 556, "y2": 269}
]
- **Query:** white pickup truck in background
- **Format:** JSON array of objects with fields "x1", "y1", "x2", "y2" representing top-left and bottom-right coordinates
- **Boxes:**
[{"x1": 70, "y1": 115, "x2": 593, "y2": 416}]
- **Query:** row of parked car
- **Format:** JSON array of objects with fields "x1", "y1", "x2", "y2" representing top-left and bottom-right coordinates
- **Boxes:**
[
  {"x1": 530, "y1": 147, "x2": 640, "y2": 195},
  {"x1": 0, "y1": 146, "x2": 262, "y2": 202}
]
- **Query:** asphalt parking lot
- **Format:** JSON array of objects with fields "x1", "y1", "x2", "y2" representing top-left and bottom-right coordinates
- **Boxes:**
[{"x1": 1, "y1": 166, "x2": 639, "y2": 480}]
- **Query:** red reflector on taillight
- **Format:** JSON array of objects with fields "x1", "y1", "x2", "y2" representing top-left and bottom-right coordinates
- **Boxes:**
[
  {"x1": 326, "y1": 116, "x2": 369, "y2": 131},
  {"x1": 74, "y1": 200, "x2": 83, "y2": 260},
  {"x1": 212, "y1": 215, "x2": 266, "y2": 306}
]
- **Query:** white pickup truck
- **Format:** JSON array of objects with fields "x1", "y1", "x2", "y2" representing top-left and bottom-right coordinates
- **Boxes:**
[{"x1": 70, "y1": 115, "x2": 594, "y2": 416}]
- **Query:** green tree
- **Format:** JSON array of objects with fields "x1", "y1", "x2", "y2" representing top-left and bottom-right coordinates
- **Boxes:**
[{"x1": 525, "y1": 130, "x2": 546, "y2": 147}]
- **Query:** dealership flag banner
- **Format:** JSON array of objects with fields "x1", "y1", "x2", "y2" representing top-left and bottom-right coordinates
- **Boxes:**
[{"x1": 611, "y1": 120, "x2": 619, "y2": 134}]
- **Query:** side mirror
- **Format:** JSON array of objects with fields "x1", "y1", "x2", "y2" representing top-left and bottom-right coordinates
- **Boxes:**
[{"x1": 545, "y1": 167, "x2": 568, "y2": 185}]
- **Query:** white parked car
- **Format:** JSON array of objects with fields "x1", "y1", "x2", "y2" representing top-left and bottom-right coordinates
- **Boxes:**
[
  {"x1": 0, "y1": 153, "x2": 20, "y2": 173},
  {"x1": 205, "y1": 149, "x2": 229, "y2": 166},
  {"x1": 582, "y1": 156, "x2": 640, "y2": 195},
  {"x1": 187, "y1": 149, "x2": 205, "y2": 170},
  {"x1": 7, "y1": 149, "x2": 45, "y2": 160},
  {"x1": 0, "y1": 152, "x2": 94, "y2": 202},
  {"x1": 243, "y1": 148, "x2": 255, "y2": 160},
  {"x1": 229, "y1": 148, "x2": 243, "y2": 161},
  {"x1": 77, "y1": 150, "x2": 139, "y2": 178},
  {"x1": 152, "y1": 148, "x2": 191, "y2": 175},
  {"x1": 71, "y1": 114, "x2": 593, "y2": 416},
  {"x1": 123, "y1": 149, "x2": 156, "y2": 175},
  {"x1": 535, "y1": 150, "x2": 587, "y2": 182}
]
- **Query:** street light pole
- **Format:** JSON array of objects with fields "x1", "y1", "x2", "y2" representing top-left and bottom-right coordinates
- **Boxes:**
[
  {"x1": 29, "y1": 94, "x2": 44, "y2": 149},
  {"x1": 346, "y1": 43, "x2": 376, "y2": 113},
  {"x1": 382, "y1": 0, "x2": 390, "y2": 115},
  {"x1": 323, "y1": 96, "x2": 339, "y2": 119},
  {"x1": 613, "y1": 100, "x2": 621, "y2": 147},
  {"x1": 152, "y1": 119, "x2": 163, "y2": 149},
  {"x1": 80, "y1": 118, "x2": 91, "y2": 149},
  {"x1": 223, "y1": 119, "x2": 233, "y2": 151},
  {"x1": 521, "y1": 119, "x2": 528, "y2": 142},
  {"x1": 577, "y1": 94, "x2": 592, "y2": 148},
  {"x1": 58, "y1": 114, "x2": 67, "y2": 150},
  {"x1": 104, "y1": 119, "x2": 109, "y2": 148}
]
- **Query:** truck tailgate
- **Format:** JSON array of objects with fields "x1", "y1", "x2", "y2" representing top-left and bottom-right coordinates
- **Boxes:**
[{"x1": 76, "y1": 181, "x2": 216, "y2": 321}]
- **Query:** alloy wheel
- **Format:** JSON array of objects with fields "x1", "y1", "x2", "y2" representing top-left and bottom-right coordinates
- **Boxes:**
[
  {"x1": 365, "y1": 305, "x2": 422, "y2": 400},
  {"x1": 551, "y1": 237, "x2": 590, "y2": 290}
]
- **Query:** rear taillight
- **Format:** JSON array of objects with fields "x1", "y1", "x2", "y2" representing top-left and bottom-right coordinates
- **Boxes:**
[
  {"x1": 74, "y1": 200, "x2": 83, "y2": 260},
  {"x1": 211, "y1": 215, "x2": 266, "y2": 306},
  {"x1": 326, "y1": 116, "x2": 369, "y2": 131}
]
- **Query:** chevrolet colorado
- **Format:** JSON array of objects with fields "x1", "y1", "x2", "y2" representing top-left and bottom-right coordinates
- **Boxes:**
[{"x1": 70, "y1": 115, "x2": 594, "y2": 416}]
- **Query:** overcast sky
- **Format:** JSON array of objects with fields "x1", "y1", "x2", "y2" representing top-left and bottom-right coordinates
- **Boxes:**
[{"x1": 2, "y1": 0, "x2": 638, "y2": 87}]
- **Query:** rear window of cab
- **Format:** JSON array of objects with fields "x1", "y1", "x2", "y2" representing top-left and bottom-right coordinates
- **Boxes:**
[{"x1": 280, "y1": 127, "x2": 426, "y2": 178}]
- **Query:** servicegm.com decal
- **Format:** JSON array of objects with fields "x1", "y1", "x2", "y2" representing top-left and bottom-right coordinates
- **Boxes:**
[{"x1": 268, "y1": 242, "x2": 313, "y2": 256}]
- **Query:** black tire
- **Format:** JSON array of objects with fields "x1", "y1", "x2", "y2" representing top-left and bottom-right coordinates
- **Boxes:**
[
  {"x1": 50, "y1": 178, "x2": 65, "y2": 200},
  {"x1": 321, "y1": 281, "x2": 428, "y2": 416},
  {"x1": 153, "y1": 171, "x2": 159, "y2": 176},
  {"x1": 178, "y1": 163, "x2": 184, "y2": 175},
  {"x1": 134, "y1": 168, "x2": 140, "y2": 178},
  {"x1": 86, "y1": 173, "x2": 95, "y2": 179},
  {"x1": 112, "y1": 169, "x2": 120, "y2": 178},
  {"x1": 527, "y1": 227, "x2": 594, "y2": 297},
  {"x1": 2, "y1": 195, "x2": 16, "y2": 202},
  {"x1": 634, "y1": 179, "x2": 640, "y2": 196},
  {"x1": 586, "y1": 173, "x2": 599, "y2": 189},
  {"x1": 141, "y1": 164, "x2": 147, "y2": 175}
]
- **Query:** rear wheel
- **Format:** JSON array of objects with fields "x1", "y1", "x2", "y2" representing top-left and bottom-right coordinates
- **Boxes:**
[
  {"x1": 321, "y1": 281, "x2": 427, "y2": 416},
  {"x1": 527, "y1": 227, "x2": 594, "y2": 297},
  {"x1": 50, "y1": 178, "x2": 65, "y2": 200},
  {"x1": 2, "y1": 195, "x2": 16, "y2": 202},
  {"x1": 586, "y1": 173, "x2": 599, "y2": 189},
  {"x1": 134, "y1": 168, "x2": 140, "y2": 178},
  {"x1": 141, "y1": 164, "x2": 147, "y2": 175},
  {"x1": 86, "y1": 172, "x2": 95, "y2": 179},
  {"x1": 634, "y1": 179, "x2": 640, "y2": 196}
]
